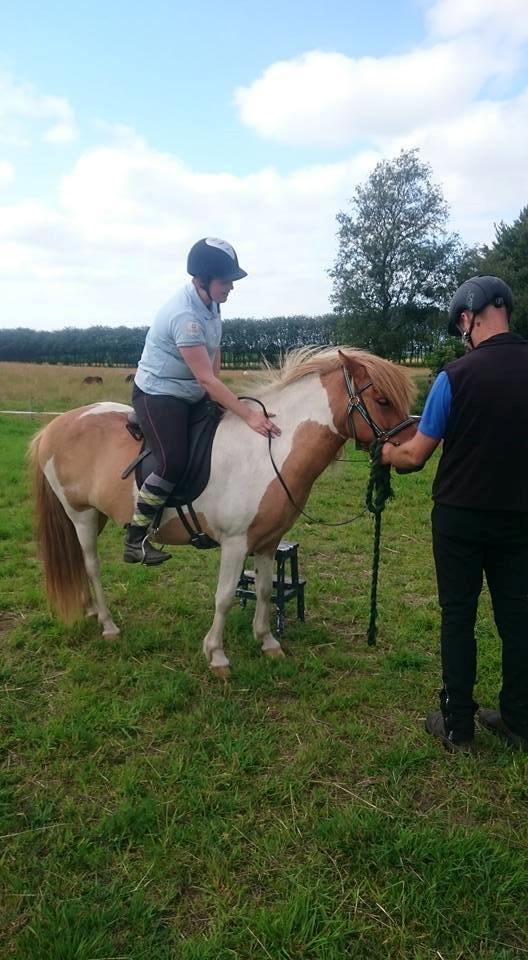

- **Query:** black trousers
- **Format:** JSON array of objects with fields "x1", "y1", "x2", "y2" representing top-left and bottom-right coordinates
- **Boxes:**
[
  {"x1": 432, "y1": 503, "x2": 528, "y2": 740},
  {"x1": 132, "y1": 385, "x2": 190, "y2": 485}
]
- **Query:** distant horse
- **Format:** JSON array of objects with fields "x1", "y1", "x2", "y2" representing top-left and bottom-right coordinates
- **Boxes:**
[
  {"x1": 30, "y1": 348, "x2": 417, "y2": 676},
  {"x1": 82, "y1": 376, "x2": 103, "y2": 385},
  {"x1": 124, "y1": 373, "x2": 135, "y2": 383}
]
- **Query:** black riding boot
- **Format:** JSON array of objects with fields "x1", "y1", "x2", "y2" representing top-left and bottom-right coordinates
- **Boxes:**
[
  {"x1": 123, "y1": 524, "x2": 171, "y2": 565},
  {"x1": 124, "y1": 472, "x2": 174, "y2": 565}
]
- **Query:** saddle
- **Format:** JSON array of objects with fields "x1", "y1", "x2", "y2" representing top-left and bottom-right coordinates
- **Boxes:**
[{"x1": 121, "y1": 397, "x2": 223, "y2": 549}]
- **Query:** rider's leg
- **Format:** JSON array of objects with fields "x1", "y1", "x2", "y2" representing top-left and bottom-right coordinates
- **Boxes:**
[
  {"x1": 125, "y1": 472, "x2": 177, "y2": 564},
  {"x1": 124, "y1": 388, "x2": 190, "y2": 565}
]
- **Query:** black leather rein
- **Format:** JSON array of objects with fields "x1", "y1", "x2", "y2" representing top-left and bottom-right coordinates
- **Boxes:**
[{"x1": 239, "y1": 367, "x2": 419, "y2": 527}]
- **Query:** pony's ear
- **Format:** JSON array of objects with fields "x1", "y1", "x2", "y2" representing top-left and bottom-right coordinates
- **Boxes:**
[{"x1": 338, "y1": 350, "x2": 367, "y2": 384}]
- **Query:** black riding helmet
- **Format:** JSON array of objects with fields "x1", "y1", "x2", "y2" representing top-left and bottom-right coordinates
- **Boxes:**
[
  {"x1": 448, "y1": 275, "x2": 513, "y2": 336},
  {"x1": 187, "y1": 238, "x2": 248, "y2": 284}
]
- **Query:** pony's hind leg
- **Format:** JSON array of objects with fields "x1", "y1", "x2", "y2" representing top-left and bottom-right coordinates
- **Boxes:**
[
  {"x1": 85, "y1": 595, "x2": 98, "y2": 618},
  {"x1": 252, "y1": 550, "x2": 284, "y2": 658},
  {"x1": 42, "y1": 458, "x2": 119, "y2": 637},
  {"x1": 203, "y1": 535, "x2": 247, "y2": 678},
  {"x1": 69, "y1": 508, "x2": 120, "y2": 637}
]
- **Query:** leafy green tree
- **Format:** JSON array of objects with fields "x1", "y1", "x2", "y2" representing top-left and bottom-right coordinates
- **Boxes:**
[
  {"x1": 330, "y1": 148, "x2": 463, "y2": 358},
  {"x1": 425, "y1": 341, "x2": 465, "y2": 377},
  {"x1": 456, "y1": 244, "x2": 487, "y2": 284},
  {"x1": 463, "y1": 206, "x2": 528, "y2": 338},
  {"x1": 0, "y1": 317, "x2": 339, "y2": 368}
]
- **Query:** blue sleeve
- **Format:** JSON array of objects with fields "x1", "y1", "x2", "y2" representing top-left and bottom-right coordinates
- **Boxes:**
[{"x1": 418, "y1": 371, "x2": 452, "y2": 439}]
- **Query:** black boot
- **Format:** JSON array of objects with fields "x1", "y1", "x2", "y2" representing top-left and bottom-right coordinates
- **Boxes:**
[
  {"x1": 425, "y1": 711, "x2": 475, "y2": 754},
  {"x1": 125, "y1": 472, "x2": 175, "y2": 565},
  {"x1": 124, "y1": 525, "x2": 172, "y2": 565},
  {"x1": 477, "y1": 709, "x2": 528, "y2": 752}
]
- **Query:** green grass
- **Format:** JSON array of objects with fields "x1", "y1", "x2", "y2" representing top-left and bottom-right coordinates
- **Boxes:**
[{"x1": 1, "y1": 404, "x2": 528, "y2": 959}]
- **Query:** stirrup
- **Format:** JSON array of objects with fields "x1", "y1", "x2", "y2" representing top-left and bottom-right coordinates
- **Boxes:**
[{"x1": 124, "y1": 528, "x2": 172, "y2": 565}]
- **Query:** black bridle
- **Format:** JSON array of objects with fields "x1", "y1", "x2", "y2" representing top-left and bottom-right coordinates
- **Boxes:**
[
  {"x1": 342, "y1": 366, "x2": 419, "y2": 447},
  {"x1": 241, "y1": 368, "x2": 419, "y2": 643},
  {"x1": 238, "y1": 367, "x2": 419, "y2": 527}
]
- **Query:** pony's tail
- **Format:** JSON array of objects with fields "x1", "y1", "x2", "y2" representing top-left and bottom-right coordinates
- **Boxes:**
[{"x1": 29, "y1": 430, "x2": 89, "y2": 624}]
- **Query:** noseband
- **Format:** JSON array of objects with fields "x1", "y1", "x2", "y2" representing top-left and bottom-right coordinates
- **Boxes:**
[{"x1": 342, "y1": 366, "x2": 419, "y2": 447}]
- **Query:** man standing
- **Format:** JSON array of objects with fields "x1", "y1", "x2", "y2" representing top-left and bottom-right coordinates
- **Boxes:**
[{"x1": 381, "y1": 276, "x2": 528, "y2": 754}]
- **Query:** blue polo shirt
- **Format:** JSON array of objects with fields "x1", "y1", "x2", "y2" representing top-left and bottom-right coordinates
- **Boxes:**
[
  {"x1": 135, "y1": 282, "x2": 222, "y2": 401},
  {"x1": 419, "y1": 371, "x2": 452, "y2": 440}
]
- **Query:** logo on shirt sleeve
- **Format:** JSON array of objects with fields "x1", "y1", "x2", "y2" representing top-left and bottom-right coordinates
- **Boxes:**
[{"x1": 185, "y1": 321, "x2": 201, "y2": 336}]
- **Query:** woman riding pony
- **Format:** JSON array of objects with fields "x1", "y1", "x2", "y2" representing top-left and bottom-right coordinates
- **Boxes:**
[{"x1": 125, "y1": 237, "x2": 281, "y2": 565}]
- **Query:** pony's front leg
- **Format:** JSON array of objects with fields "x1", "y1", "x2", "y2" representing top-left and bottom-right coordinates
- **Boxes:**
[
  {"x1": 203, "y1": 536, "x2": 247, "y2": 678},
  {"x1": 252, "y1": 550, "x2": 284, "y2": 659}
]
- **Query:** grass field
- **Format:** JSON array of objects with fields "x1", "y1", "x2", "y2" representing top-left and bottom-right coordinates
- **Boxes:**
[
  {"x1": 0, "y1": 363, "x2": 262, "y2": 412},
  {"x1": 1, "y1": 364, "x2": 527, "y2": 959}
]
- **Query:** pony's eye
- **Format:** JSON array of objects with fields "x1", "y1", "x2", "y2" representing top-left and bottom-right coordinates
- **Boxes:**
[{"x1": 377, "y1": 397, "x2": 390, "y2": 406}]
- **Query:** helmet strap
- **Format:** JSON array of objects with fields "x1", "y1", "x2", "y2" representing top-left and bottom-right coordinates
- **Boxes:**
[
  {"x1": 193, "y1": 276, "x2": 213, "y2": 306},
  {"x1": 460, "y1": 311, "x2": 476, "y2": 349}
]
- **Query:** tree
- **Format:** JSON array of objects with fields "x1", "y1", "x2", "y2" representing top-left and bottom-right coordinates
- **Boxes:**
[
  {"x1": 330, "y1": 148, "x2": 463, "y2": 358},
  {"x1": 463, "y1": 206, "x2": 528, "y2": 338},
  {"x1": 0, "y1": 316, "x2": 339, "y2": 367}
]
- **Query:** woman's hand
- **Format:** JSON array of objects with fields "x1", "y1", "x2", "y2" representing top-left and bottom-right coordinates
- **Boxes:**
[
  {"x1": 245, "y1": 408, "x2": 281, "y2": 437},
  {"x1": 178, "y1": 345, "x2": 282, "y2": 437}
]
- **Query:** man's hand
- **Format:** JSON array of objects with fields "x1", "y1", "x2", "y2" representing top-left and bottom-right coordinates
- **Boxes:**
[{"x1": 381, "y1": 432, "x2": 440, "y2": 472}]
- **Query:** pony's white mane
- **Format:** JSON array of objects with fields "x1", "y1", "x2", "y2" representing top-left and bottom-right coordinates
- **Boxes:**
[{"x1": 254, "y1": 346, "x2": 415, "y2": 415}]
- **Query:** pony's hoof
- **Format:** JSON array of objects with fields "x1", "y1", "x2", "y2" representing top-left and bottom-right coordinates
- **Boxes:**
[
  {"x1": 102, "y1": 625, "x2": 120, "y2": 638},
  {"x1": 263, "y1": 646, "x2": 285, "y2": 659},
  {"x1": 211, "y1": 664, "x2": 231, "y2": 680}
]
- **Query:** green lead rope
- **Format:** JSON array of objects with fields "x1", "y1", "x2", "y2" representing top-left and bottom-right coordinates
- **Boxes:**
[{"x1": 365, "y1": 439, "x2": 394, "y2": 645}]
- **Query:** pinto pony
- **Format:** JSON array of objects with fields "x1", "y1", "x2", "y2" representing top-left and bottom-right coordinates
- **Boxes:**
[{"x1": 30, "y1": 348, "x2": 416, "y2": 676}]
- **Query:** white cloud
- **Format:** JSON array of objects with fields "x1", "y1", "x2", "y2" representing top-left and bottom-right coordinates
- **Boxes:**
[
  {"x1": 428, "y1": 0, "x2": 528, "y2": 40},
  {"x1": 0, "y1": 141, "x2": 382, "y2": 326},
  {"x1": 0, "y1": 0, "x2": 527, "y2": 330},
  {"x1": 235, "y1": 0, "x2": 528, "y2": 148},
  {"x1": 0, "y1": 161, "x2": 14, "y2": 187},
  {"x1": 44, "y1": 122, "x2": 78, "y2": 144},
  {"x1": 1, "y1": 79, "x2": 527, "y2": 330},
  {"x1": 235, "y1": 42, "x2": 494, "y2": 147},
  {"x1": 394, "y1": 87, "x2": 528, "y2": 242},
  {"x1": 0, "y1": 71, "x2": 79, "y2": 145}
]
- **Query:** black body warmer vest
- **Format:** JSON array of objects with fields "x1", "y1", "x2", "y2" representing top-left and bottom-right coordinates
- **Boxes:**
[{"x1": 432, "y1": 333, "x2": 528, "y2": 511}]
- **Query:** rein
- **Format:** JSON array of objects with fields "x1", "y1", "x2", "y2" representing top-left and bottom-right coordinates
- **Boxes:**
[
  {"x1": 239, "y1": 394, "x2": 365, "y2": 527},
  {"x1": 239, "y1": 366, "x2": 418, "y2": 645},
  {"x1": 238, "y1": 368, "x2": 417, "y2": 528}
]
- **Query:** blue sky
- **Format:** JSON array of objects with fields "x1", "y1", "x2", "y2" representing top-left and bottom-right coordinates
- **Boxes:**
[
  {"x1": 1, "y1": 0, "x2": 423, "y2": 175},
  {"x1": 0, "y1": 0, "x2": 527, "y2": 328}
]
